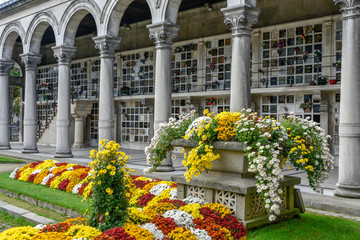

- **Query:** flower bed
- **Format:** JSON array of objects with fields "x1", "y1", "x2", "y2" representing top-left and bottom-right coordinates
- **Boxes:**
[{"x1": 3, "y1": 173, "x2": 247, "y2": 240}]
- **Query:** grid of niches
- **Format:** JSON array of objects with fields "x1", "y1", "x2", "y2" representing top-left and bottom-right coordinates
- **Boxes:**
[
  {"x1": 261, "y1": 24, "x2": 323, "y2": 86},
  {"x1": 172, "y1": 99, "x2": 187, "y2": 119},
  {"x1": 90, "y1": 102, "x2": 98, "y2": 140},
  {"x1": 36, "y1": 66, "x2": 58, "y2": 101},
  {"x1": 71, "y1": 61, "x2": 88, "y2": 99},
  {"x1": 171, "y1": 43, "x2": 198, "y2": 92},
  {"x1": 204, "y1": 97, "x2": 230, "y2": 114},
  {"x1": 205, "y1": 38, "x2": 232, "y2": 90},
  {"x1": 121, "y1": 101, "x2": 150, "y2": 143},
  {"x1": 90, "y1": 59, "x2": 100, "y2": 98},
  {"x1": 335, "y1": 21, "x2": 342, "y2": 82},
  {"x1": 261, "y1": 94, "x2": 321, "y2": 123},
  {"x1": 36, "y1": 104, "x2": 55, "y2": 129},
  {"x1": 121, "y1": 51, "x2": 154, "y2": 95}
]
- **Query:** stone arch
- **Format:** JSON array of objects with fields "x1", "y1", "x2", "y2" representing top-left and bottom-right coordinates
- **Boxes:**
[
  {"x1": 0, "y1": 21, "x2": 25, "y2": 60},
  {"x1": 59, "y1": 0, "x2": 101, "y2": 46},
  {"x1": 101, "y1": 0, "x2": 154, "y2": 36},
  {"x1": 163, "y1": 0, "x2": 182, "y2": 24},
  {"x1": 25, "y1": 12, "x2": 59, "y2": 53}
]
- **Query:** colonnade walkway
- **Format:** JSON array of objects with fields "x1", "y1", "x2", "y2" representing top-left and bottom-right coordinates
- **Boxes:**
[{"x1": 0, "y1": 141, "x2": 359, "y2": 221}]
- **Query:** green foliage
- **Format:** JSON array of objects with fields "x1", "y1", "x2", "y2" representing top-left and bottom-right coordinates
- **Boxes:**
[
  {"x1": 0, "y1": 157, "x2": 24, "y2": 163},
  {"x1": 85, "y1": 140, "x2": 135, "y2": 231}
]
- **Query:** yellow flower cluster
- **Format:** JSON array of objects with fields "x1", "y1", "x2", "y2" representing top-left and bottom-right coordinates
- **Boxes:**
[
  {"x1": 146, "y1": 188, "x2": 172, "y2": 206},
  {"x1": 168, "y1": 227, "x2": 197, "y2": 240},
  {"x1": 129, "y1": 188, "x2": 147, "y2": 206},
  {"x1": 215, "y1": 111, "x2": 241, "y2": 141},
  {"x1": 179, "y1": 203, "x2": 203, "y2": 219},
  {"x1": 143, "y1": 202, "x2": 176, "y2": 219},
  {"x1": 66, "y1": 225, "x2": 102, "y2": 239},
  {"x1": 127, "y1": 207, "x2": 149, "y2": 224},
  {"x1": 0, "y1": 227, "x2": 40, "y2": 240},
  {"x1": 32, "y1": 232, "x2": 72, "y2": 240},
  {"x1": 123, "y1": 223, "x2": 154, "y2": 240}
]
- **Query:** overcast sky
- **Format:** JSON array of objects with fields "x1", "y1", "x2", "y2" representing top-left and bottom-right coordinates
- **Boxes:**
[{"x1": 0, "y1": 0, "x2": 10, "y2": 4}]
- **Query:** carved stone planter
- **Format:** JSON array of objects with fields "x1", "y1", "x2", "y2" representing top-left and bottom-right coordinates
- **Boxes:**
[{"x1": 171, "y1": 139, "x2": 303, "y2": 229}]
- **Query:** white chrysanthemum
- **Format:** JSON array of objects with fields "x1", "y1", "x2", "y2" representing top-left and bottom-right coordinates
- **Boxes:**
[
  {"x1": 41, "y1": 173, "x2": 54, "y2": 185},
  {"x1": 9, "y1": 167, "x2": 20, "y2": 179},
  {"x1": 163, "y1": 210, "x2": 194, "y2": 227}
]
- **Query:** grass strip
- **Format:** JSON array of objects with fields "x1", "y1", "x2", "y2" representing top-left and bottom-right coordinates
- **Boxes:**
[
  {"x1": 0, "y1": 156, "x2": 25, "y2": 163},
  {"x1": 0, "y1": 210, "x2": 35, "y2": 231},
  {"x1": 0, "y1": 172, "x2": 89, "y2": 215},
  {"x1": 0, "y1": 194, "x2": 67, "y2": 222},
  {"x1": 248, "y1": 212, "x2": 360, "y2": 240}
]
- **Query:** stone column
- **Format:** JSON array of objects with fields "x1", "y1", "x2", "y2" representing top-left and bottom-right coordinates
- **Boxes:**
[
  {"x1": 93, "y1": 35, "x2": 121, "y2": 144},
  {"x1": 147, "y1": 22, "x2": 179, "y2": 131},
  {"x1": 20, "y1": 54, "x2": 42, "y2": 153},
  {"x1": 52, "y1": 46, "x2": 76, "y2": 158},
  {"x1": 334, "y1": 0, "x2": 360, "y2": 198},
  {"x1": 147, "y1": 23, "x2": 179, "y2": 172},
  {"x1": 0, "y1": 60, "x2": 13, "y2": 150},
  {"x1": 73, "y1": 115, "x2": 85, "y2": 148},
  {"x1": 221, "y1": 4, "x2": 260, "y2": 112}
]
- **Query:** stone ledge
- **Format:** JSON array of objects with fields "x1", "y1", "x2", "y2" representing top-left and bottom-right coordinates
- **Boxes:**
[
  {"x1": 171, "y1": 139, "x2": 246, "y2": 151},
  {"x1": 0, "y1": 188, "x2": 81, "y2": 218},
  {"x1": 172, "y1": 174, "x2": 300, "y2": 194}
]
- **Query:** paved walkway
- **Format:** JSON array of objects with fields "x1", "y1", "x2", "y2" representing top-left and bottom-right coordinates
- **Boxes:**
[{"x1": 0, "y1": 141, "x2": 359, "y2": 219}]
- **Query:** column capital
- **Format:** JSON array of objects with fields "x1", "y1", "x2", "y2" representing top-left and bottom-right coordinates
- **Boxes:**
[
  {"x1": 147, "y1": 22, "x2": 180, "y2": 49},
  {"x1": 20, "y1": 53, "x2": 42, "y2": 71},
  {"x1": 0, "y1": 60, "x2": 14, "y2": 76},
  {"x1": 52, "y1": 45, "x2": 77, "y2": 65},
  {"x1": 335, "y1": 0, "x2": 360, "y2": 19},
  {"x1": 93, "y1": 35, "x2": 121, "y2": 58},
  {"x1": 221, "y1": 4, "x2": 261, "y2": 37}
]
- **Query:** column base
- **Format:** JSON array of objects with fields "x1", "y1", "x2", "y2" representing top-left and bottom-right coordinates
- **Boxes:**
[
  {"x1": 55, "y1": 152, "x2": 73, "y2": 158},
  {"x1": 72, "y1": 143, "x2": 84, "y2": 149},
  {"x1": 22, "y1": 149, "x2": 39, "y2": 154},
  {"x1": 154, "y1": 164, "x2": 176, "y2": 172},
  {"x1": 0, "y1": 146, "x2": 11, "y2": 150},
  {"x1": 335, "y1": 183, "x2": 360, "y2": 198}
]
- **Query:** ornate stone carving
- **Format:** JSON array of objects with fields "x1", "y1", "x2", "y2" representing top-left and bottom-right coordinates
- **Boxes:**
[
  {"x1": 187, "y1": 186, "x2": 205, "y2": 199},
  {"x1": 148, "y1": 23, "x2": 180, "y2": 49},
  {"x1": 0, "y1": 60, "x2": 14, "y2": 76},
  {"x1": 156, "y1": 0, "x2": 161, "y2": 8},
  {"x1": 20, "y1": 54, "x2": 42, "y2": 71},
  {"x1": 335, "y1": 0, "x2": 360, "y2": 19},
  {"x1": 215, "y1": 190, "x2": 237, "y2": 215},
  {"x1": 93, "y1": 35, "x2": 121, "y2": 58},
  {"x1": 222, "y1": 5, "x2": 260, "y2": 36},
  {"x1": 52, "y1": 45, "x2": 77, "y2": 65}
]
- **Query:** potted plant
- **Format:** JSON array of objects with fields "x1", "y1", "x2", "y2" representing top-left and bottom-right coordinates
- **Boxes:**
[
  {"x1": 317, "y1": 76, "x2": 328, "y2": 85},
  {"x1": 300, "y1": 102, "x2": 313, "y2": 113}
]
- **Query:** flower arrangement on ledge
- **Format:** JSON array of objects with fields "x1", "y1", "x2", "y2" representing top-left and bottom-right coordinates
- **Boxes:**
[{"x1": 146, "y1": 109, "x2": 334, "y2": 221}]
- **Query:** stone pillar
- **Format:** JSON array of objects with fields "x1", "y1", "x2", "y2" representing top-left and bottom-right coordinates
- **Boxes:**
[
  {"x1": 52, "y1": 46, "x2": 76, "y2": 158},
  {"x1": 147, "y1": 22, "x2": 179, "y2": 131},
  {"x1": 147, "y1": 23, "x2": 179, "y2": 172},
  {"x1": 221, "y1": 4, "x2": 260, "y2": 112},
  {"x1": 93, "y1": 35, "x2": 121, "y2": 144},
  {"x1": 334, "y1": 0, "x2": 360, "y2": 198},
  {"x1": 251, "y1": 30, "x2": 261, "y2": 88},
  {"x1": 73, "y1": 115, "x2": 85, "y2": 148},
  {"x1": 0, "y1": 60, "x2": 13, "y2": 150},
  {"x1": 20, "y1": 54, "x2": 42, "y2": 153}
]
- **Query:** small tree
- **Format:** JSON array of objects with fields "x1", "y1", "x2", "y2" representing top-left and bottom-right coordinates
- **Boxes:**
[{"x1": 83, "y1": 140, "x2": 135, "y2": 231}]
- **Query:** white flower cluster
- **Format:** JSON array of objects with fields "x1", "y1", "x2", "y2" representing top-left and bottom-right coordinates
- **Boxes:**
[
  {"x1": 169, "y1": 188, "x2": 178, "y2": 200},
  {"x1": 182, "y1": 196, "x2": 206, "y2": 204},
  {"x1": 235, "y1": 111, "x2": 288, "y2": 221},
  {"x1": 189, "y1": 227, "x2": 212, "y2": 240},
  {"x1": 163, "y1": 209, "x2": 194, "y2": 227},
  {"x1": 145, "y1": 111, "x2": 196, "y2": 167},
  {"x1": 149, "y1": 183, "x2": 170, "y2": 196},
  {"x1": 72, "y1": 183, "x2": 83, "y2": 194},
  {"x1": 9, "y1": 168, "x2": 19, "y2": 179},
  {"x1": 184, "y1": 116, "x2": 211, "y2": 138},
  {"x1": 140, "y1": 223, "x2": 165, "y2": 240},
  {"x1": 41, "y1": 173, "x2": 54, "y2": 185}
]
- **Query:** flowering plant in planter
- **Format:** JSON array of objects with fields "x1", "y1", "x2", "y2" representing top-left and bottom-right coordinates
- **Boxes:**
[{"x1": 147, "y1": 109, "x2": 334, "y2": 221}]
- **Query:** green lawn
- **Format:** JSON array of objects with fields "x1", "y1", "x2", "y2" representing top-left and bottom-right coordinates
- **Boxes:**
[
  {"x1": 0, "y1": 172, "x2": 89, "y2": 214},
  {"x1": 248, "y1": 212, "x2": 360, "y2": 240},
  {"x1": 0, "y1": 157, "x2": 24, "y2": 163}
]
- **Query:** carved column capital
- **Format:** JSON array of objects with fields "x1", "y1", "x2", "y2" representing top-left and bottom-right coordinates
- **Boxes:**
[
  {"x1": 147, "y1": 22, "x2": 180, "y2": 49},
  {"x1": 0, "y1": 60, "x2": 14, "y2": 76},
  {"x1": 93, "y1": 35, "x2": 121, "y2": 58},
  {"x1": 20, "y1": 53, "x2": 42, "y2": 71},
  {"x1": 52, "y1": 45, "x2": 77, "y2": 65},
  {"x1": 335, "y1": 0, "x2": 360, "y2": 19},
  {"x1": 221, "y1": 4, "x2": 261, "y2": 37}
]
